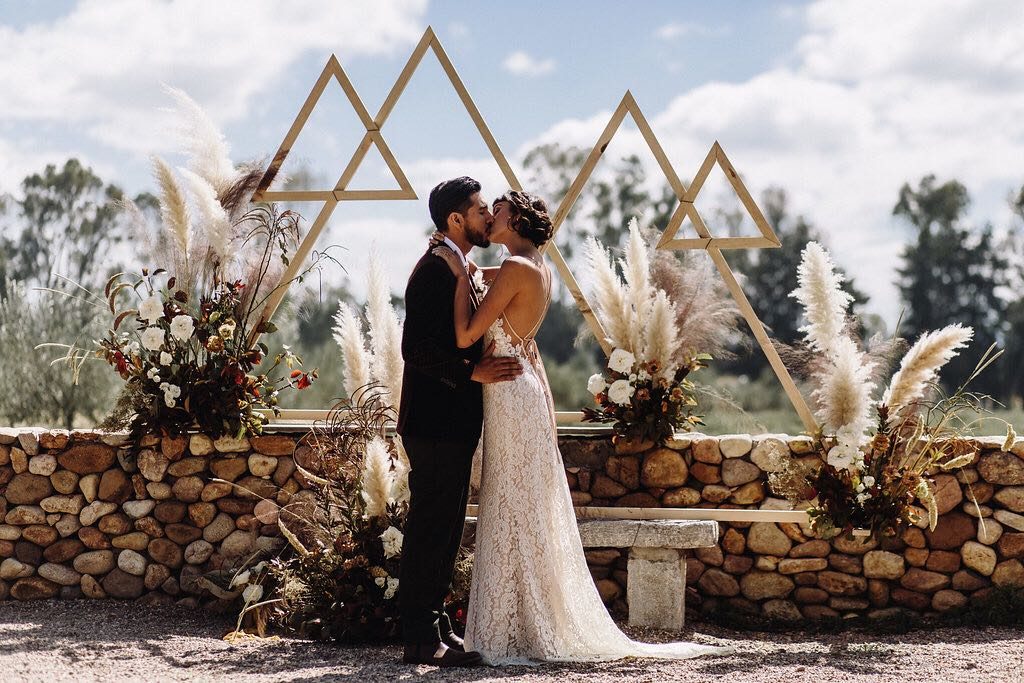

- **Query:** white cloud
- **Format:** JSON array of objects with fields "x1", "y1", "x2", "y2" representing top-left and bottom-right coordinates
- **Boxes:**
[
  {"x1": 0, "y1": 0, "x2": 428, "y2": 159},
  {"x1": 523, "y1": 0, "x2": 1024, "y2": 326},
  {"x1": 655, "y1": 21, "x2": 731, "y2": 40},
  {"x1": 502, "y1": 51, "x2": 556, "y2": 77}
]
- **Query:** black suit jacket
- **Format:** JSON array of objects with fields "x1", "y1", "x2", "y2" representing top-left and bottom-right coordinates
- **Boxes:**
[{"x1": 397, "y1": 249, "x2": 484, "y2": 442}]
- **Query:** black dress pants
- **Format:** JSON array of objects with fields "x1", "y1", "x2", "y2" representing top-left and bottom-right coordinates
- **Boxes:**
[{"x1": 398, "y1": 434, "x2": 477, "y2": 645}]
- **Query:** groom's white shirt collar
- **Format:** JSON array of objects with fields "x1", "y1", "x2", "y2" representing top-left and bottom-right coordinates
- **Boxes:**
[{"x1": 441, "y1": 235, "x2": 469, "y2": 271}]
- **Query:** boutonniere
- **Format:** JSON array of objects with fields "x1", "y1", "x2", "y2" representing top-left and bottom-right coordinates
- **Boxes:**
[{"x1": 471, "y1": 268, "x2": 488, "y2": 299}]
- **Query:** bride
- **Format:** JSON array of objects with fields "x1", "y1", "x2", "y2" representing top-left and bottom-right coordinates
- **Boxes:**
[{"x1": 431, "y1": 190, "x2": 727, "y2": 665}]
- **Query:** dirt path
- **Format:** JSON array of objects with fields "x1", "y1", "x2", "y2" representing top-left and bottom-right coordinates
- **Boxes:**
[{"x1": 1, "y1": 601, "x2": 1022, "y2": 682}]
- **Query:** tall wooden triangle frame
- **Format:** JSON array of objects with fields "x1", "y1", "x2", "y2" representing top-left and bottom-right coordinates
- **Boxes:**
[{"x1": 248, "y1": 26, "x2": 817, "y2": 433}]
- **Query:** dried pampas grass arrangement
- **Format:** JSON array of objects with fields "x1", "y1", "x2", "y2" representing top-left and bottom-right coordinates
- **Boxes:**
[{"x1": 333, "y1": 251, "x2": 404, "y2": 410}]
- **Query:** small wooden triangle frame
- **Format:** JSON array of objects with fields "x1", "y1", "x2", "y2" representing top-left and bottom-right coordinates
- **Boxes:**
[{"x1": 656, "y1": 141, "x2": 780, "y2": 250}]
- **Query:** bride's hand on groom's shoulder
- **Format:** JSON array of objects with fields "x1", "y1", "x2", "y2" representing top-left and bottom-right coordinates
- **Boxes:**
[{"x1": 431, "y1": 245, "x2": 467, "y2": 278}]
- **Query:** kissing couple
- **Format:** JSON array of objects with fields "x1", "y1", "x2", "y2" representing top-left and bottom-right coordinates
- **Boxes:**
[{"x1": 397, "y1": 176, "x2": 728, "y2": 667}]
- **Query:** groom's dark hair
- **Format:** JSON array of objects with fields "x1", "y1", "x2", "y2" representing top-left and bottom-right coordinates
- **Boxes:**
[{"x1": 429, "y1": 176, "x2": 481, "y2": 233}]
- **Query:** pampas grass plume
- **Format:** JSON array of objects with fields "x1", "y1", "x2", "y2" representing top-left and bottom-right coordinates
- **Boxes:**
[
  {"x1": 882, "y1": 323, "x2": 973, "y2": 419},
  {"x1": 332, "y1": 302, "x2": 372, "y2": 401},
  {"x1": 151, "y1": 156, "x2": 191, "y2": 256},
  {"x1": 791, "y1": 241, "x2": 853, "y2": 356},
  {"x1": 163, "y1": 84, "x2": 236, "y2": 196},
  {"x1": 179, "y1": 168, "x2": 233, "y2": 264},
  {"x1": 584, "y1": 236, "x2": 633, "y2": 353},
  {"x1": 365, "y1": 251, "x2": 403, "y2": 408},
  {"x1": 360, "y1": 437, "x2": 393, "y2": 518}
]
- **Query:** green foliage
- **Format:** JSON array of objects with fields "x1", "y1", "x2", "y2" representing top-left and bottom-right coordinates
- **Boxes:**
[
  {"x1": 0, "y1": 159, "x2": 145, "y2": 427},
  {"x1": 895, "y1": 175, "x2": 1008, "y2": 398}
]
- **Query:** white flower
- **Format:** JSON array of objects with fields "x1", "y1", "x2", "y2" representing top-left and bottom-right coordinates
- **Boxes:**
[
  {"x1": 629, "y1": 373, "x2": 637, "y2": 382},
  {"x1": 140, "y1": 326, "x2": 165, "y2": 351},
  {"x1": 380, "y1": 526, "x2": 403, "y2": 559},
  {"x1": 242, "y1": 584, "x2": 263, "y2": 604},
  {"x1": 384, "y1": 577, "x2": 399, "y2": 600},
  {"x1": 146, "y1": 367, "x2": 160, "y2": 382},
  {"x1": 218, "y1": 321, "x2": 236, "y2": 339},
  {"x1": 230, "y1": 570, "x2": 251, "y2": 588},
  {"x1": 587, "y1": 373, "x2": 607, "y2": 396},
  {"x1": 374, "y1": 577, "x2": 386, "y2": 588},
  {"x1": 607, "y1": 379, "x2": 635, "y2": 405},
  {"x1": 126, "y1": 340, "x2": 141, "y2": 356},
  {"x1": 159, "y1": 351, "x2": 173, "y2": 366},
  {"x1": 139, "y1": 295, "x2": 164, "y2": 324},
  {"x1": 826, "y1": 443, "x2": 857, "y2": 471},
  {"x1": 863, "y1": 476, "x2": 875, "y2": 488},
  {"x1": 608, "y1": 348, "x2": 635, "y2": 374},
  {"x1": 169, "y1": 315, "x2": 195, "y2": 341},
  {"x1": 636, "y1": 369, "x2": 650, "y2": 382},
  {"x1": 160, "y1": 382, "x2": 181, "y2": 408},
  {"x1": 856, "y1": 491, "x2": 872, "y2": 504}
]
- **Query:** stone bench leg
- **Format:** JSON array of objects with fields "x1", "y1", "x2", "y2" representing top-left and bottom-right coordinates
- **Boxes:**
[{"x1": 626, "y1": 547, "x2": 686, "y2": 631}]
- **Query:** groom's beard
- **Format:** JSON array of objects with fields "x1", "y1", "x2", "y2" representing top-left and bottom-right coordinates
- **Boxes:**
[{"x1": 466, "y1": 226, "x2": 491, "y2": 249}]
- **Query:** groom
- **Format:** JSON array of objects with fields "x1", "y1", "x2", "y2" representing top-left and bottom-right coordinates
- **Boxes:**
[{"x1": 397, "y1": 176, "x2": 522, "y2": 667}]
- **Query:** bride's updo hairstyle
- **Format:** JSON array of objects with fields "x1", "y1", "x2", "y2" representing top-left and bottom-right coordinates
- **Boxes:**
[{"x1": 494, "y1": 191, "x2": 554, "y2": 247}]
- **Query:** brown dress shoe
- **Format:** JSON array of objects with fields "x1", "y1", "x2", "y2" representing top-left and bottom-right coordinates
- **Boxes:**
[{"x1": 402, "y1": 642, "x2": 483, "y2": 667}]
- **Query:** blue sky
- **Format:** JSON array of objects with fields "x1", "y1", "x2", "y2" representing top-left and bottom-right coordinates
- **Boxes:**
[{"x1": 2, "y1": 0, "x2": 1023, "y2": 330}]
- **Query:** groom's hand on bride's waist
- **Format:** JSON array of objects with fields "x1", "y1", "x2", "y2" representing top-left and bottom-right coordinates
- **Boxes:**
[{"x1": 471, "y1": 340, "x2": 522, "y2": 384}]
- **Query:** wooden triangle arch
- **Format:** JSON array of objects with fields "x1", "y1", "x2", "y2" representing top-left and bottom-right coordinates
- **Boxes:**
[{"x1": 247, "y1": 27, "x2": 610, "y2": 355}]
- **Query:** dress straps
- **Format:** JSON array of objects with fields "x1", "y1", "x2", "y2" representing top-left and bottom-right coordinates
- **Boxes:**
[{"x1": 504, "y1": 263, "x2": 552, "y2": 344}]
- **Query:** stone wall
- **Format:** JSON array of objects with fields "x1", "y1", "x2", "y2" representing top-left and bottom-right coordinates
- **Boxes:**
[
  {"x1": 0, "y1": 429, "x2": 301, "y2": 603},
  {"x1": 560, "y1": 433, "x2": 1024, "y2": 621},
  {"x1": 3, "y1": 426, "x2": 1023, "y2": 624}
]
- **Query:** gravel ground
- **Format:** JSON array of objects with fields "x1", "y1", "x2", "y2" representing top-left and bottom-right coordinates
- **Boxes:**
[{"x1": 2, "y1": 601, "x2": 1023, "y2": 683}]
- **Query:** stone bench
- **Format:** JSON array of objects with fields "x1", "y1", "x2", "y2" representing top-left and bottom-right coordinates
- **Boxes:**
[{"x1": 578, "y1": 519, "x2": 718, "y2": 631}]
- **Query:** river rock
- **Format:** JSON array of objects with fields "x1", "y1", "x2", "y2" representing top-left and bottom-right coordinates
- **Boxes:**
[
  {"x1": 137, "y1": 449, "x2": 169, "y2": 482},
  {"x1": 817, "y1": 571, "x2": 867, "y2": 596},
  {"x1": 11, "y1": 576, "x2": 59, "y2": 600},
  {"x1": 73, "y1": 550, "x2": 115, "y2": 575},
  {"x1": 117, "y1": 549, "x2": 147, "y2": 576},
  {"x1": 123, "y1": 500, "x2": 156, "y2": 519},
  {"x1": 27, "y1": 455, "x2": 57, "y2": 476},
  {"x1": 58, "y1": 444, "x2": 116, "y2": 474},
  {"x1": 978, "y1": 451, "x2": 1024, "y2": 485},
  {"x1": 961, "y1": 540, "x2": 997, "y2": 576},
  {"x1": 747, "y1": 523, "x2": 792, "y2": 556},
  {"x1": 250, "y1": 435, "x2": 296, "y2": 456},
  {"x1": 101, "y1": 568, "x2": 144, "y2": 598},
  {"x1": 6, "y1": 505, "x2": 46, "y2": 526},
  {"x1": 37, "y1": 562, "x2": 81, "y2": 586},
  {"x1": 5, "y1": 474, "x2": 52, "y2": 505},
  {"x1": 640, "y1": 448, "x2": 689, "y2": 488},
  {"x1": 863, "y1": 550, "x2": 906, "y2": 580},
  {"x1": 992, "y1": 559, "x2": 1024, "y2": 587},
  {"x1": 932, "y1": 474, "x2": 963, "y2": 515},
  {"x1": 740, "y1": 571, "x2": 794, "y2": 600},
  {"x1": 900, "y1": 568, "x2": 950, "y2": 593},
  {"x1": 184, "y1": 539, "x2": 214, "y2": 565}
]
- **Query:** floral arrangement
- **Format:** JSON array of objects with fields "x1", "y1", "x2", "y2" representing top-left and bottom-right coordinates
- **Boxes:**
[
  {"x1": 43, "y1": 87, "x2": 322, "y2": 441},
  {"x1": 580, "y1": 218, "x2": 711, "y2": 444},
  {"x1": 769, "y1": 241, "x2": 1007, "y2": 539},
  {"x1": 259, "y1": 387, "x2": 471, "y2": 642}
]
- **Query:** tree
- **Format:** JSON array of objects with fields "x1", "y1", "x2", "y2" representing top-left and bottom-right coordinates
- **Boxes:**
[
  {"x1": 894, "y1": 175, "x2": 1008, "y2": 398},
  {"x1": 0, "y1": 159, "x2": 145, "y2": 427}
]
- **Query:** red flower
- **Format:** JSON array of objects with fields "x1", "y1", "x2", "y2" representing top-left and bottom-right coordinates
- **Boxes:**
[
  {"x1": 296, "y1": 373, "x2": 313, "y2": 390},
  {"x1": 290, "y1": 369, "x2": 302, "y2": 379}
]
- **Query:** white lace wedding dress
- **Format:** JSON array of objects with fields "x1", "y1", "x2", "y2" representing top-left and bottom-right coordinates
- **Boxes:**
[{"x1": 463, "y1": 278, "x2": 727, "y2": 665}]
